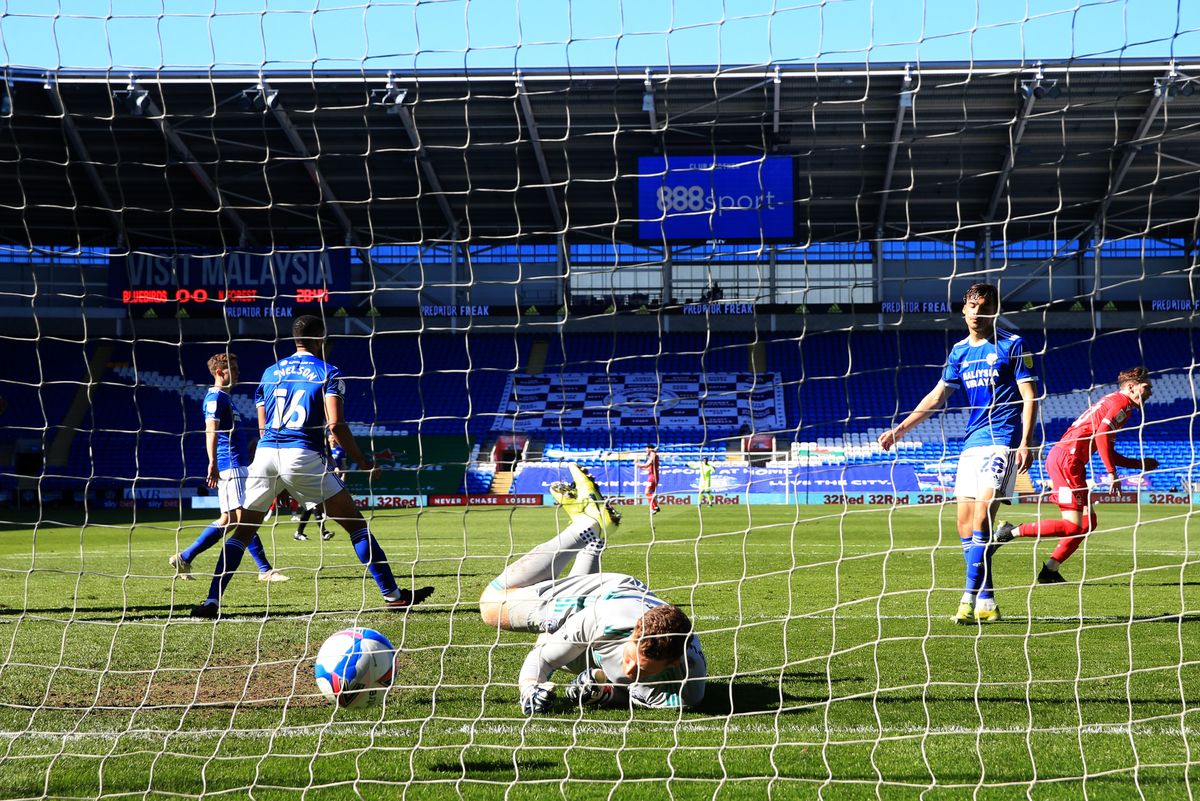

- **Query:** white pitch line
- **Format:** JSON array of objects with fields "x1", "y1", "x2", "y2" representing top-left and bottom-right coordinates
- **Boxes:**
[
  {"x1": 690, "y1": 613, "x2": 1195, "y2": 623},
  {"x1": 0, "y1": 720, "x2": 1195, "y2": 745}
]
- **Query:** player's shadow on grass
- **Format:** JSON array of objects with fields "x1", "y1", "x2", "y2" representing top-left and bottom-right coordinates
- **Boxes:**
[
  {"x1": 424, "y1": 757, "x2": 560, "y2": 776},
  {"x1": 320, "y1": 571, "x2": 480, "y2": 580},
  {"x1": 693, "y1": 672, "x2": 854, "y2": 715},
  {"x1": 0, "y1": 602, "x2": 453, "y2": 621},
  {"x1": 0, "y1": 603, "x2": 180, "y2": 619},
  {"x1": 1007, "y1": 612, "x2": 1200, "y2": 625}
]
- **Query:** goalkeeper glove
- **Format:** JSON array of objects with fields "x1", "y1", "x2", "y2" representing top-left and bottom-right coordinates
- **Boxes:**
[
  {"x1": 565, "y1": 670, "x2": 617, "y2": 708},
  {"x1": 520, "y1": 682, "x2": 556, "y2": 715}
]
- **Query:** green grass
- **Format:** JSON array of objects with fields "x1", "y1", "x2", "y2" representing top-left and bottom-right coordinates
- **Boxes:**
[{"x1": 1, "y1": 502, "x2": 1199, "y2": 800}]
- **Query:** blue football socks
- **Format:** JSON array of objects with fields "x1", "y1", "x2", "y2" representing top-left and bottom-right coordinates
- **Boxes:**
[
  {"x1": 181, "y1": 522, "x2": 224, "y2": 564},
  {"x1": 204, "y1": 538, "x2": 248, "y2": 606},
  {"x1": 245, "y1": 535, "x2": 273, "y2": 573},
  {"x1": 964, "y1": 529, "x2": 989, "y2": 598},
  {"x1": 350, "y1": 528, "x2": 398, "y2": 598}
]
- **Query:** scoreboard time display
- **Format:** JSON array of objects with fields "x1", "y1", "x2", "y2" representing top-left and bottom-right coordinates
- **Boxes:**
[{"x1": 110, "y1": 250, "x2": 351, "y2": 313}]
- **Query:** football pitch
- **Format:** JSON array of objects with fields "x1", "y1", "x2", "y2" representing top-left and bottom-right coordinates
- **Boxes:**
[{"x1": 1, "y1": 502, "x2": 1198, "y2": 800}]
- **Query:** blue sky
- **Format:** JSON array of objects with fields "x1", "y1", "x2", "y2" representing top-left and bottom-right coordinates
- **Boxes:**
[{"x1": 0, "y1": 0, "x2": 1196, "y2": 72}]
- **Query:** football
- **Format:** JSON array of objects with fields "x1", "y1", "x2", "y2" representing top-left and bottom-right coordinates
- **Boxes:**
[{"x1": 313, "y1": 628, "x2": 396, "y2": 708}]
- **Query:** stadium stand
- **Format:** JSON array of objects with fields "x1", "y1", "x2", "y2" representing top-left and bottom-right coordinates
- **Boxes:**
[{"x1": 6, "y1": 328, "x2": 1195, "y2": 499}]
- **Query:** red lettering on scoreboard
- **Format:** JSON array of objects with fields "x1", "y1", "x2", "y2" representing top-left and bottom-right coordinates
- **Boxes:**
[
  {"x1": 120, "y1": 287, "x2": 336, "y2": 305},
  {"x1": 122, "y1": 289, "x2": 169, "y2": 303},
  {"x1": 296, "y1": 288, "x2": 330, "y2": 303}
]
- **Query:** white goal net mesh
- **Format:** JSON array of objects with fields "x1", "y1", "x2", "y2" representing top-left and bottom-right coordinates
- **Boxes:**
[{"x1": 0, "y1": 2, "x2": 1199, "y2": 799}]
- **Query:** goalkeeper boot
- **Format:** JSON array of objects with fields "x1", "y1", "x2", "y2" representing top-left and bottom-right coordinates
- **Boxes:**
[
  {"x1": 568, "y1": 464, "x2": 619, "y2": 530},
  {"x1": 1037, "y1": 564, "x2": 1067, "y2": 585},
  {"x1": 549, "y1": 479, "x2": 590, "y2": 523},
  {"x1": 258, "y1": 569, "x2": 290, "y2": 583},
  {"x1": 973, "y1": 600, "x2": 1001, "y2": 624},
  {"x1": 169, "y1": 553, "x2": 194, "y2": 580},
  {"x1": 549, "y1": 479, "x2": 579, "y2": 507},
  {"x1": 953, "y1": 602, "x2": 975, "y2": 625},
  {"x1": 293, "y1": 530, "x2": 309, "y2": 541},
  {"x1": 993, "y1": 520, "x2": 1017, "y2": 544}
]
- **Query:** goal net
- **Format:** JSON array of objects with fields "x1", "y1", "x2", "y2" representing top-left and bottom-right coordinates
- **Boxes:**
[{"x1": 1, "y1": 3, "x2": 1199, "y2": 798}]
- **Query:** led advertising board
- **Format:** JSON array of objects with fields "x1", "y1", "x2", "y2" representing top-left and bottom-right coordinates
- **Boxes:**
[{"x1": 637, "y1": 155, "x2": 794, "y2": 241}]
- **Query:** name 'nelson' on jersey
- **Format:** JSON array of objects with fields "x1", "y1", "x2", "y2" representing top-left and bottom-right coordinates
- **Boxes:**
[
  {"x1": 255, "y1": 353, "x2": 345, "y2": 452},
  {"x1": 941, "y1": 328, "x2": 1037, "y2": 449}
]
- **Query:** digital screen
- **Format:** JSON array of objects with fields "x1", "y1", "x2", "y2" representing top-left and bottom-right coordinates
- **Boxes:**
[
  {"x1": 638, "y1": 155, "x2": 794, "y2": 242},
  {"x1": 110, "y1": 250, "x2": 351, "y2": 308}
]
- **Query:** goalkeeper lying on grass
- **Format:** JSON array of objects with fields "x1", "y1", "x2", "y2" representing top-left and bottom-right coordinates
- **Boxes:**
[{"x1": 479, "y1": 464, "x2": 706, "y2": 714}]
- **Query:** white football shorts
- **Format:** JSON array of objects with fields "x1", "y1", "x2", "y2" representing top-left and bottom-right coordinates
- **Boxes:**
[
  {"x1": 243, "y1": 447, "x2": 346, "y2": 513},
  {"x1": 217, "y1": 466, "x2": 249, "y2": 513},
  {"x1": 954, "y1": 445, "x2": 1018, "y2": 502}
]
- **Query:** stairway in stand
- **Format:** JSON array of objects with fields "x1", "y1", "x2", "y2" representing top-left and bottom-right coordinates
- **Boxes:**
[{"x1": 489, "y1": 470, "x2": 515, "y2": 495}]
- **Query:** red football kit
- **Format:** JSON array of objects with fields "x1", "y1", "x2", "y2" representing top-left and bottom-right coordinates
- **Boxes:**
[
  {"x1": 1013, "y1": 389, "x2": 1145, "y2": 570},
  {"x1": 1046, "y1": 390, "x2": 1141, "y2": 510},
  {"x1": 640, "y1": 451, "x2": 660, "y2": 510}
]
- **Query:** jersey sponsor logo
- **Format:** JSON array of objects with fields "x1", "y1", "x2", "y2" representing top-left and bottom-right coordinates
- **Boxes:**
[
  {"x1": 205, "y1": 400, "x2": 217, "y2": 413},
  {"x1": 336, "y1": 379, "x2": 346, "y2": 395},
  {"x1": 961, "y1": 367, "x2": 999, "y2": 389}
]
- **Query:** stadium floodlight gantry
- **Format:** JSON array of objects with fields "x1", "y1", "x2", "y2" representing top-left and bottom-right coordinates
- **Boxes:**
[
  {"x1": 0, "y1": 62, "x2": 1197, "y2": 330},
  {"x1": 0, "y1": 63, "x2": 1197, "y2": 247}
]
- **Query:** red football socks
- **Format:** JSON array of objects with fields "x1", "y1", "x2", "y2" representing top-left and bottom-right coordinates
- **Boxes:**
[{"x1": 1017, "y1": 519, "x2": 1084, "y2": 538}]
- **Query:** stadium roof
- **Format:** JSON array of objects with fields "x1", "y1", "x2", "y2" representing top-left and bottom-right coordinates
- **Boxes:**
[{"x1": 2, "y1": 61, "x2": 1200, "y2": 251}]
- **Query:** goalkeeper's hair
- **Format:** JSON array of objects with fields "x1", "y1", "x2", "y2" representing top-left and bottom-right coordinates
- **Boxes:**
[
  {"x1": 963, "y1": 282, "x2": 999, "y2": 311},
  {"x1": 206, "y1": 351, "x2": 237, "y2": 377},
  {"x1": 634, "y1": 605, "x2": 692, "y2": 663},
  {"x1": 1118, "y1": 365, "x2": 1151, "y2": 386}
]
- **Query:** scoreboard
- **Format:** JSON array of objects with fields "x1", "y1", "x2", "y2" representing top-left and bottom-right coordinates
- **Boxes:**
[{"x1": 110, "y1": 249, "x2": 351, "y2": 315}]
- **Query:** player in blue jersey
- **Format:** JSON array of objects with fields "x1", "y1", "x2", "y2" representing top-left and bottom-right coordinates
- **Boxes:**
[
  {"x1": 878, "y1": 284, "x2": 1038, "y2": 624},
  {"x1": 170, "y1": 352, "x2": 288, "y2": 583},
  {"x1": 190, "y1": 316, "x2": 433, "y2": 618},
  {"x1": 293, "y1": 433, "x2": 342, "y2": 542}
]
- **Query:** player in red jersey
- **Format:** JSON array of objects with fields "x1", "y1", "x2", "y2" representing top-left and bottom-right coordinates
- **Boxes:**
[
  {"x1": 636, "y1": 445, "x2": 661, "y2": 515},
  {"x1": 996, "y1": 366, "x2": 1156, "y2": 583}
]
